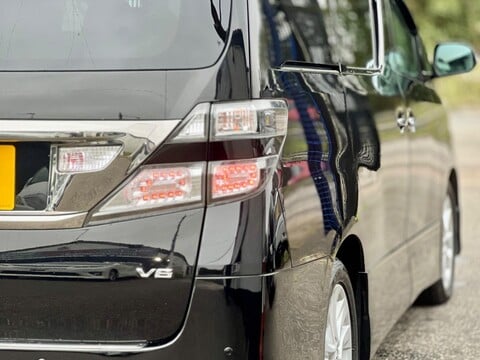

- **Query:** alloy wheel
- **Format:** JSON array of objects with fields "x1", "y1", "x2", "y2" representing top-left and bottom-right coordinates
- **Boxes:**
[
  {"x1": 325, "y1": 284, "x2": 353, "y2": 360},
  {"x1": 441, "y1": 195, "x2": 455, "y2": 292}
]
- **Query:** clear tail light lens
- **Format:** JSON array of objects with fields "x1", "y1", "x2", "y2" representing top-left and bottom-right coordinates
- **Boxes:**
[
  {"x1": 57, "y1": 145, "x2": 122, "y2": 173},
  {"x1": 211, "y1": 100, "x2": 288, "y2": 139},
  {"x1": 96, "y1": 163, "x2": 204, "y2": 216},
  {"x1": 213, "y1": 103, "x2": 258, "y2": 137},
  {"x1": 172, "y1": 103, "x2": 209, "y2": 142}
]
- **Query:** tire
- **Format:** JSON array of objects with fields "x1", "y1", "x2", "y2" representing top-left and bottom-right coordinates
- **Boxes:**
[
  {"x1": 108, "y1": 269, "x2": 119, "y2": 281},
  {"x1": 416, "y1": 184, "x2": 457, "y2": 305},
  {"x1": 324, "y1": 260, "x2": 359, "y2": 360}
]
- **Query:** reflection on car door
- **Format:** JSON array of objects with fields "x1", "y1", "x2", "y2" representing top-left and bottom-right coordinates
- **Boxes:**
[
  {"x1": 322, "y1": 0, "x2": 412, "y2": 351},
  {"x1": 259, "y1": 0, "x2": 349, "y2": 265},
  {"x1": 389, "y1": 0, "x2": 447, "y2": 297}
]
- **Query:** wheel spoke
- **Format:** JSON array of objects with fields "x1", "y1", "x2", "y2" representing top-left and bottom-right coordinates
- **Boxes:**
[
  {"x1": 325, "y1": 284, "x2": 352, "y2": 360},
  {"x1": 441, "y1": 195, "x2": 455, "y2": 291}
]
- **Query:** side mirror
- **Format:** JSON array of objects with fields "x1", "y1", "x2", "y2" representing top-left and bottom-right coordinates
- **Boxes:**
[{"x1": 433, "y1": 43, "x2": 476, "y2": 77}]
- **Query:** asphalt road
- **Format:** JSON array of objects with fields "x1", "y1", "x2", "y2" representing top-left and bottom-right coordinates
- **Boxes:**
[{"x1": 373, "y1": 108, "x2": 480, "y2": 360}]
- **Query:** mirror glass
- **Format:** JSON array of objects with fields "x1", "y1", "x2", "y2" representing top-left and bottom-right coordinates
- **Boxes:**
[{"x1": 434, "y1": 43, "x2": 476, "y2": 77}]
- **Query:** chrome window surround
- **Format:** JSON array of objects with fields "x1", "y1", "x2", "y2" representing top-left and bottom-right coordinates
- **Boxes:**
[
  {"x1": 0, "y1": 119, "x2": 180, "y2": 229},
  {"x1": 277, "y1": 0, "x2": 385, "y2": 77}
]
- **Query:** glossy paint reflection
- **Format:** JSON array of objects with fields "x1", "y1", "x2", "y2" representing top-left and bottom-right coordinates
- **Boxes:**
[
  {"x1": 0, "y1": 240, "x2": 189, "y2": 281},
  {"x1": 0, "y1": 210, "x2": 202, "y2": 343},
  {"x1": 259, "y1": 0, "x2": 356, "y2": 264},
  {"x1": 198, "y1": 188, "x2": 290, "y2": 276}
]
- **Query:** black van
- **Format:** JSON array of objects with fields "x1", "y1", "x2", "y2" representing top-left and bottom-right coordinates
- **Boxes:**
[{"x1": 0, "y1": 0, "x2": 475, "y2": 359}]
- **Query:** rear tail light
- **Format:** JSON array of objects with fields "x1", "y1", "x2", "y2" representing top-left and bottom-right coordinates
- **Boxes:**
[
  {"x1": 96, "y1": 163, "x2": 204, "y2": 215},
  {"x1": 212, "y1": 100, "x2": 288, "y2": 139},
  {"x1": 211, "y1": 160, "x2": 260, "y2": 199},
  {"x1": 57, "y1": 145, "x2": 122, "y2": 173},
  {"x1": 91, "y1": 100, "x2": 287, "y2": 221},
  {"x1": 210, "y1": 157, "x2": 276, "y2": 200},
  {"x1": 172, "y1": 104, "x2": 209, "y2": 142}
]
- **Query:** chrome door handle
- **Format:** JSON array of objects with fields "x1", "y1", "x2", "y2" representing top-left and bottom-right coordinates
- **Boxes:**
[
  {"x1": 406, "y1": 108, "x2": 416, "y2": 133},
  {"x1": 396, "y1": 109, "x2": 408, "y2": 133}
]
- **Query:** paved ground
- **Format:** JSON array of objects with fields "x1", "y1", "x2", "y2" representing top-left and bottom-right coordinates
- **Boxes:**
[{"x1": 373, "y1": 108, "x2": 480, "y2": 359}]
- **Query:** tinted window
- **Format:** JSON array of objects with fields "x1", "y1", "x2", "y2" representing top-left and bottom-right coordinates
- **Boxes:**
[
  {"x1": 388, "y1": 0, "x2": 419, "y2": 77},
  {"x1": 0, "y1": 0, "x2": 230, "y2": 70},
  {"x1": 280, "y1": 0, "x2": 332, "y2": 64},
  {"x1": 319, "y1": 0, "x2": 374, "y2": 68},
  {"x1": 261, "y1": 0, "x2": 374, "y2": 68}
]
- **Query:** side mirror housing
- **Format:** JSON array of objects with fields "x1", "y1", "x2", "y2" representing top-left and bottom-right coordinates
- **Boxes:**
[{"x1": 433, "y1": 43, "x2": 476, "y2": 78}]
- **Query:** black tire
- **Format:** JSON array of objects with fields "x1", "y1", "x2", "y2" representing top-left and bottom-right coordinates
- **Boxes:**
[
  {"x1": 416, "y1": 184, "x2": 457, "y2": 305},
  {"x1": 324, "y1": 260, "x2": 359, "y2": 360}
]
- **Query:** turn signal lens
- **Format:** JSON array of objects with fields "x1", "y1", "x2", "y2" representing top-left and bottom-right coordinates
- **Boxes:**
[
  {"x1": 96, "y1": 163, "x2": 204, "y2": 215},
  {"x1": 57, "y1": 146, "x2": 122, "y2": 173}
]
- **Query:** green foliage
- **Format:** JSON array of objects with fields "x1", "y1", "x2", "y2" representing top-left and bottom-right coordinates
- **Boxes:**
[
  {"x1": 406, "y1": 0, "x2": 480, "y2": 52},
  {"x1": 405, "y1": 0, "x2": 480, "y2": 109}
]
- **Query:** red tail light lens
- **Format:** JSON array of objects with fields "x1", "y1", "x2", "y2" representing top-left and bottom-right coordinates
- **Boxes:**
[
  {"x1": 126, "y1": 167, "x2": 195, "y2": 204},
  {"x1": 95, "y1": 163, "x2": 204, "y2": 216},
  {"x1": 208, "y1": 156, "x2": 277, "y2": 202},
  {"x1": 211, "y1": 161, "x2": 260, "y2": 199}
]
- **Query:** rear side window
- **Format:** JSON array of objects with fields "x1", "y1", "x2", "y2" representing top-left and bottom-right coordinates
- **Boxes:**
[
  {"x1": 0, "y1": 0, "x2": 231, "y2": 71},
  {"x1": 388, "y1": 0, "x2": 419, "y2": 77},
  {"x1": 319, "y1": 0, "x2": 374, "y2": 68},
  {"x1": 261, "y1": 0, "x2": 375, "y2": 68}
]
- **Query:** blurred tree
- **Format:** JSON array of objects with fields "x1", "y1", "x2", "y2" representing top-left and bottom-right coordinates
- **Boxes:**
[
  {"x1": 405, "y1": 0, "x2": 480, "y2": 109},
  {"x1": 406, "y1": 0, "x2": 480, "y2": 53}
]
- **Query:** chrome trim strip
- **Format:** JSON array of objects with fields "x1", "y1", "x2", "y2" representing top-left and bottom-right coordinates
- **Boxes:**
[
  {"x1": 0, "y1": 119, "x2": 179, "y2": 145},
  {"x1": 278, "y1": 64, "x2": 384, "y2": 77},
  {"x1": 277, "y1": 0, "x2": 385, "y2": 77},
  {"x1": 278, "y1": 63, "x2": 341, "y2": 75},
  {"x1": 0, "y1": 212, "x2": 86, "y2": 229},
  {"x1": 0, "y1": 119, "x2": 180, "y2": 228},
  {"x1": 196, "y1": 272, "x2": 278, "y2": 280},
  {"x1": 0, "y1": 342, "x2": 147, "y2": 355}
]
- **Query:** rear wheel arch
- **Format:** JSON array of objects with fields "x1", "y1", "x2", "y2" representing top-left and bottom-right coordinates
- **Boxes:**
[
  {"x1": 335, "y1": 236, "x2": 365, "y2": 275},
  {"x1": 335, "y1": 236, "x2": 371, "y2": 360}
]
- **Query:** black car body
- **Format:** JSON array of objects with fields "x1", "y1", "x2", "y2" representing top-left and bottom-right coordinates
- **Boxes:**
[{"x1": 0, "y1": 0, "x2": 475, "y2": 359}]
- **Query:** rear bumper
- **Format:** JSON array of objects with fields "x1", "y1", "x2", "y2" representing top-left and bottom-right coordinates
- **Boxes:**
[
  {"x1": 0, "y1": 210, "x2": 203, "y2": 345},
  {"x1": 0, "y1": 277, "x2": 261, "y2": 359},
  {"x1": 0, "y1": 187, "x2": 329, "y2": 359},
  {"x1": 0, "y1": 256, "x2": 331, "y2": 359}
]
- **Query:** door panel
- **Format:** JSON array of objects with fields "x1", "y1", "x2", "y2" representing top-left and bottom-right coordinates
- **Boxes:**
[
  {"x1": 331, "y1": 0, "x2": 412, "y2": 350},
  {"x1": 346, "y1": 76, "x2": 411, "y2": 351},
  {"x1": 388, "y1": 0, "x2": 447, "y2": 297},
  {"x1": 404, "y1": 81, "x2": 447, "y2": 294},
  {"x1": 255, "y1": 0, "x2": 349, "y2": 265}
]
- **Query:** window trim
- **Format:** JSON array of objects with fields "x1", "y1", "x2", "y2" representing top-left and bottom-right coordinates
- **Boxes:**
[{"x1": 278, "y1": 0, "x2": 385, "y2": 77}]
